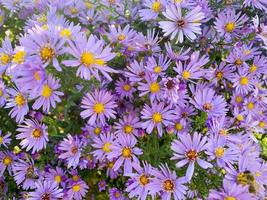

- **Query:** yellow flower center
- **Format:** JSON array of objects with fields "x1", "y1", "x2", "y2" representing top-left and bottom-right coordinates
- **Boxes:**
[
  {"x1": 1, "y1": 53, "x2": 11, "y2": 65},
  {"x1": 115, "y1": 191, "x2": 121, "y2": 198},
  {"x1": 152, "y1": 1, "x2": 161, "y2": 12},
  {"x1": 54, "y1": 175, "x2": 62, "y2": 183},
  {"x1": 258, "y1": 121, "x2": 266, "y2": 128},
  {"x1": 224, "y1": 197, "x2": 236, "y2": 200},
  {"x1": 139, "y1": 174, "x2": 149, "y2": 186},
  {"x1": 122, "y1": 147, "x2": 132, "y2": 158},
  {"x1": 225, "y1": 22, "x2": 236, "y2": 32},
  {"x1": 42, "y1": 24, "x2": 48, "y2": 30},
  {"x1": 0, "y1": 88, "x2": 3, "y2": 97},
  {"x1": 186, "y1": 149, "x2": 198, "y2": 160},
  {"x1": 249, "y1": 64, "x2": 257, "y2": 73},
  {"x1": 235, "y1": 59, "x2": 243, "y2": 66},
  {"x1": 42, "y1": 84, "x2": 52, "y2": 98},
  {"x1": 72, "y1": 175, "x2": 79, "y2": 181},
  {"x1": 117, "y1": 34, "x2": 126, "y2": 41},
  {"x1": 93, "y1": 103, "x2": 105, "y2": 114},
  {"x1": 216, "y1": 71, "x2": 224, "y2": 80},
  {"x1": 152, "y1": 112, "x2": 162, "y2": 123},
  {"x1": 60, "y1": 28, "x2": 72, "y2": 38},
  {"x1": 0, "y1": 136, "x2": 3, "y2": 144},
  {"x1": 94, "y1": 127, "x2": 101, "y2": 135},
  {"x1": 215, "y1": 147, "x2": 225, "y2": 158},
  {"x1": 237, "y1": 172, "x2": 248, "y2": 185},
  {"x1": 236, "y1": 114, "x2": 244, "y2": 121},
  {"x1": 203, "y1": 103, "x2": 213, "y2": 111},
  {"x1": 108, "y1": 161, "x2": 114, "y2": 168},
  {"x1": 37, "y1": 15, "x2": 47, "y2": 23},
  {"x1": 163, "y1": 179, "x2": 174, "y2": 192},
  {"x1": 70, "y1": 7, "x2": 78, "y2": 15},
  {"x1": 3, "y1": 156, "x2": 12, "y2": 166},
  {"x1": 175, "y1": 123, "x2": 183, "y2": 131},
  {"x1": 40, "y1": 47, "x2": 55, "y2": 62},
  {"x1": 34, "y1": 72, "x2": 41, "y2": 81},
  {"x1": 123, "y1": 84, "x2": 131, "y2": 91},
  {"x1": 86, "y1": 2, "x2": 93, "y2": 9},
  {"x1": 124, "y1": 125, "x2": 133, "y2": 134},
  {"x1": 154, "y1": 66, "x2": 162, "y2": 74},
  {"x1": 182, "y1": 70, "x2": 190, "y2": 79},
  {"x1": 15, "y1": 93, "x2": 26, "y2": 106},
  {"x1": 235, "y1": 95, "x2": 242, "y2": 103},
  {"x1": 219, "y1": 129, "x2": 228, "y2": 136},
  {"x1": 81, "y1": 52, "x2": 95, "y2": 67},
  {"x1": 247, "y1": 102, "x2": 254, "y2": 110},
  {"x1": 72, "y1": 184, "x2": 81, "y2": 192},
  {"x1": 32, "y1": 128, "x2": 42, "y2": 138},
  {"x1": 149, "y1": 82, "x2": 160, "y2": 93},
  {"x1": 239, "y1": 77, "x2": 248, "y2": 86},
  {"x1": 13, "y1": 51, "x2": 26, "y2": 64},
  {"x1": 102, "y1": 142, "x2": 112, "y2": 153}
]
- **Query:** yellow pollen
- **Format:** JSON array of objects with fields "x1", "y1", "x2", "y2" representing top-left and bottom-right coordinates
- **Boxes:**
[
  {"x1": 86, "y1": 2, "x2": 93, "y2": 9},
  {"x1": 32, "y1": 128, "x2": 42, "y2": 138},
  {"x1": 40, "y1": 47, "x2": 55, "y2": 61},
  {"x1": 225, "y1": 22, "x2": 236, "y2": 32},
  {"x1": 0, "y1": 88, "x2": 3, "y2": 97},
  {"x1": 250, "y1": 64, "x2": 257, "y2": 73},
  {"x1": 247, "y1": 102, "x2": 254, "y2": 110},
  {"x1": 258, "y1": 121, "x2": 266, "y2": 128},
  {"x1": 154, "y1": 65, "x2": 162, "y2": 74},
  {"x1": 81, "y1": 52, "x2": 94, "y2": 67},
  {"x1": 94, "y1": 127, "x2": 101, "y2": 135},
  {"x1": 236, "y1": 114, "x2": 244, "y2": 121},
  {"x1": 42, "y1": 24, "x2": 48, "y2": 30},
  {"x1": 3, "y1": 156, "x2": 12, "y2": 166},
  {"x1": 108, "y1": 161, "x2": 114, "y2": 168},
  {"x1": 224, "y1": 197, "x2": 236, "y2": 200},
  {"x1": 182, "y1": 70, "x2": 190, "y2": 79},
  {"x1": 54, "y1": 175, "x2": 62, "y2": 183},
  {"x1": 72, "y1": 175, "x2": 79, "y2": 181},
  {"x1": 13, "y1": 51, "x2": 26, "y2": 64},
  {"x1": 42, "y1": 84, "x2": 52, "y2": 98},
  {"x1": 123, "y1": 84, "x2": 131, "y2": 91},
  {"x1": 60, "y1": 29, "x2": 72, "y2": 38},
  {"x1": 216, "y1": 71, "x2": 224, "y2": 80},
  {"x1": 93, "y1": 103, "x2": 105, "y2": 114},
  {"x1": 37, "y1": 15, "x2": 47, "y2": 23},
  {"x1": 149, "y1": 82, "x2": 160, "y2": 93},
  {"x1": 15, "y1": 93, "x2": 26, "y2": 106},
  {"x1": 122, "y1": 147, "x2": 132, "y2": 158},
  {"x1": 1, "y1": 53, "x2": 11, "y2": 65},
  {"x1": 239, "y1": 77, "x2": 248, "y2": 86},
  {"x1": 175, "y1": 123, "x2": 183, "y2": 131},
  {"x1": 215, "y1": 147, "x2": 225, "y2": 158},
  {"x1": 139, "y1": 174, "x2": 149, "y2": 186},
  {"x1": 235, "y1": 95, "x2": 242, "y2": 103},
  {"x1": 219, "y1": 129, "x2": 228, "y2": 136},
  {"x1": 152, "y1": 1, "x2": 161, "y2": 12},
  {"x1": 34, "y1": 72, "x2": 41, "y2": 81},
  {"x1": 163, "y1": 179, "x2": 174, "y2": 192},
  {"x1": 255, "y1": 172, "x2": 261, "y2": 177},
  {"x1": 70, "y1": 7, "x2": 78, "y2": 15},
  {"x1": 124, "y1": 125, "x2": 133, "y2": 134},
  {"x1": 152, "y1": 112, "x2": 162, "y2": 123},
  {"x1": 117, "y1": 34, "x2": 126, "y2": 41},
  {"x1": 115, "y1": 191, "x2": 121, "y2": 198},
  {"x1": 237, "y1": 172, "x2": 248, "y2": 185},
  {"x1": 102, "y1": 142, "x2": 112, "y2": 153},
  {"x1": 72, "y1": 184, "x2": 81, "y2": 192},
  {"x1": 94, "y1": 59, "x2": 105, "y2": 66},
  {"x1": 235, "y1": 59, "x2": 243, "y2": 66},
  {"x1": 0, "y1": 136, "x2": 3, "y2": 144},
  {"x1": 186, "y1": 149, "x2": 198, "y2": 160}
]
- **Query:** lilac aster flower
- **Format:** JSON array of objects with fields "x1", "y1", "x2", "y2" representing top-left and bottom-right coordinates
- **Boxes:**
[
  {"x1": 171, "y1": 132, "x2": 212, "y2": 181},
  {"x1": 109, "y1": 187, "x2": 127, "y2": 200},
  {"x1": 5, "y1": 89, "x2": 29, "y2": 123},
  {"x1": 0, "y1": 151, "x2": 16, "y2": 176},
  {"x1": 139, "y1": 0, "x2": 166, "y2": 21},
  {"x1": 16, "y1": 119, "x2": 48, "y2": 153},
  {"x1": 58, "y1": 134, "x2": 83, "y2": 168},
  {"x1": 107, "y1": 134, "x2": 143, "y2": 174},
  {"x1": 62, "y1": 33, "x2": 117, "y2": 81},
  {"x1": 232, "y1": 71, "x2": 254, "y2": 94},
  {"x1": 243, "y1": 0, "x2": 267, "y2": 12},
  {"x1": 141, "y1": 102, "x2": 175, "y2": 137},
  {"x1": 0, "y1": 129, "x2": 11, "y2": 148},
  {"x1": 80, "y1": 90, "x2": 117, "y2": 125},
  {"x1": 115, "y1": 78, "x2": 136, "y2": 99},
  {"x1": 125, "y1": 60, "x2": 146, "y2": 83},
  {"x1": 162, "y1": 77, "x2": 180, "y2": 104},
  {"x1": 149, "y1": 164, "x2": 187, "y2": 200},
  {"x1": 32, "y1": 75, "x2": 63, "y2": 113},
  {"x1": 0, "y1": 80, "x2": 7, "y2": 107},
  {"x1": 67, "y1": 180, "x2": 89, "y2": 200},
  {"x1": 0, "y1": 37, "x2": 13, "y2": 74},
  {"x1": 12, "y1": 158, "x2": 39, "y2": 190},
  {"x1": 145, "y1": 54, "x2": 170, "y2": 77},
  {"x1": 45, "y1": 167, "x2": 66, "y2": 187},
  {"x1": 108, "y1": 24, "x2": 137, "y2": 45},
  {"x1": 28, "y1": 180, "x2": 64, "y2": 200},
  {"x1": 159, "y1": 4, "x2": 205, "y2": 43},
  {"x1": 165, "y1": 42, "x2": 191, "y2": 61},
  {"x1": 98, "y1": 180, "x2": 107, "y2": 192}
]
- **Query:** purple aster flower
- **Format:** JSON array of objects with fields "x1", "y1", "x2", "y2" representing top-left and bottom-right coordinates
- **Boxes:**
[
  {"x1": 149, "y1": 164, "x2": 187, "y2": 200},
  {"x1": 0, "y1": 80, "x2": 7, "y2": 107},
  {"x1": 190, "y1": 87, "x2": 228, "y2": 117},
  {"x1": 67, "y1": 180, "x2": 89, "y2": 200},
  {"x1": 91, "y1": 132, "x2": 115, "y2": 161},
  {"x1": 243, "y1": 0, "x2": 267, "y2": 12},
  {"x1": 45, "y1": 167, "x2": 66, "y2": 187},
  {"x1": 28, "y1": 180, "x2": 64, "y2": 200},
  {"x1": 107, "y1": 134, "x2": 143, "y2": 174},
  {"x1": 141, "y1": 102, "x2": 175, "y2": 137},
  {"x1": 165, "y1": 42, "x2": 191, "y2": 61},
  {"x1": 159, "y1": 4, "x2": 205, "y2": 43},
  {"x1": 0, "y1": 37, "x2": 13, "y2": 74},
  {"x1": 139, "y1": 0, "x2": 166, "y2": 21},
  {"x1": 145, "y1": 54, "x2": 170, "y2": 77},
  {"x1": 0, "y1": 151, "x2": 16, "y2": 176},
  {"x1": 58, "y1": 21, "x2": 81, "y2": 41},
  {"x1": 246, "y1": 55, "x2": 267, "y2": 76},
  {"x1": 12, "y1": 158, "x2": 39, "y2": 190},
  {"x1": 125, "y1": 161, "x2": 154, "y2": 200},
  {"x1": 125, "y1": 60, "x2": 146, "y2": 83},
  {"x1": 0, "y1": 129, "x2": 11, "y2": 148},
  {"x1": 16, "y1": 119, "x2": 48, "y2": 153},
  {"x1": 115, "y1": 78, "x2": 136, "y2": 99},
  {"x1": 109, "y1": 187, "x2": 127, "y2": 200},
  {"x1": 62, "y1": 33, "x2": 117, "y2": 81},
  {"x1": 98, "y1": 180, "x2": 107, "y2": 192},
  {"x1": 171, "y1": 132, "x2": 212, "y2": 181},
  {"x1": 32, "y1": 75, "x2": 63, "y2": 113},
  {"x1": 162, "y1": 76, "x2": 180, "y2": 104},
  {"x1": 139, "y1": 29, "x2": 161, "y2": 54},
  {"x1": 108, "y1": 24, "x2": 137, "y2": 45},
  {"x1": 80, "y1": 89, "x2": 117, "y2": 125},
  {"x1": 232, "y1": 71, "x2": 255, "y2": 94},
  {"x1": 58, "y1": 134, "x2": 83, "y2": 168},
  {"x1": 5, "y1": 89, "x2": 29, "y2": 123}
]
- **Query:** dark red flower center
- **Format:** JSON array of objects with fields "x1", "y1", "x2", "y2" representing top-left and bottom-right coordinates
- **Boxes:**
[
  {"x1": 177, "y1": 20, "x2": 185, "y2": 28},
  {"x1": 186, "y1": 149, "x2": 198, "y2": 160}
]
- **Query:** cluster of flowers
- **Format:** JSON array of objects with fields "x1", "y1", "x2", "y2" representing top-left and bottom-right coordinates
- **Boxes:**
[{"x1": 0, "y1": 0, "x2": 267, "y2": 199}]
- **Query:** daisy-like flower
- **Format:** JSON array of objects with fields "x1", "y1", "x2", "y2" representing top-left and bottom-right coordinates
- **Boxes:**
[
  {"x1": 45, "y1": 167, "x2": 66, "y2": 187},
  {"x1": 165, "y1": 42, "x2": 191, "y2": 61},
  {"x1": 63, "y1": 33, "x2": 116, "y2": 81},
  {"x1": 145, "y1": 54, "x2": 171, "y2": 77},
  {"x1": 159, "y1": 4, "x2": 205, "y2": 43},
  {"x1": 0, "y1": 37, "x2": 13, "y2": 74},
  {"x1": 125, "y1": 161, "x2": 154, "y2": 200},
  {"x1": 12, "y1": 158, "x2": 39, "y2": 190},
  {"x1": 139, "y1": 0, "x2": 166, "y2": 21},
  {"x1": 107, "y1": 134, "x2": 143, "y2": 174},
  {"x1": 80, "y1": 90, "x2": 117, "y2": 125},
  {"x1": 190, "y1": 87, "x2": 228, "y2": 117},
  {"x1": 0, "y1": 80, "x2": 7, "y2": 107},
  {"x1": 91, "y1": 133, "x2": 115, "y2": 161},
  {"x1": 67, "y1": 180, "x2": 89, "y2": 200},
  {"x1": 171, "y1": 132, "x2": 212, "y2": 181},
  {"x1": 28, "y1": 180, "x2": 64, "y2": 200},
  {"x1": 108, "y1": 24, "x2": 137, "y2": 45},
  {"x1": 232, "y1": 71, "x2": 254, "y2": 94},
  {"x1": 162, "y1": 77, "x2": 180, "y2": 104},
  {"x1": 141, "y1": 102, "x2": 175, "y2": 137},
  {"x1": 16, "y1": 119, "x2": 49, "y2": 153},
  {"x1": 0, "y1": 129, "x2": 11, "y2": 148},
  {"x1": 98, "y1": 180, "x2": 107, "y2": 192},
  {"x1": 115, "y1": 78, "x2": 136, "y2": 99},
  {"x1": 5, "y1": 89, "x2": 29, "y2": 123},
  {"x1": 0, "y1": 151, "x2": 16, "y2": 176},
  {"x1": 58, "y1": 134, "x2": 83, "y2": 169},
  {"x1": 243, "y1": 0, "x2": 267, "y2": 12},
  {"x1": 109, "y1": 187, "x2": 127, "y2": 200},
  {"x1": 32, "y1": 75, "x2": 63, "y2": 113},
  {"x1": 58, "y1": 21, "x2": 81, "y2": 41},
  {"x1": 214, "y1": 9, "x2": 248, "y2": 39},
  {"x1": 125, "y1": 60, "x2": 146, "y2": 83},
  {"x1": 149, "y1": 164, "x2": 188, "y2": 200}
]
